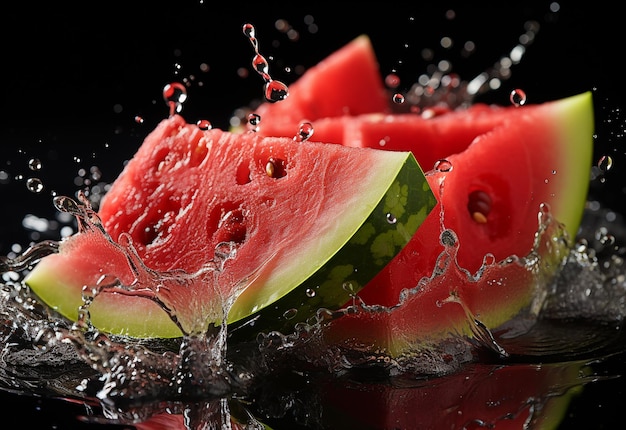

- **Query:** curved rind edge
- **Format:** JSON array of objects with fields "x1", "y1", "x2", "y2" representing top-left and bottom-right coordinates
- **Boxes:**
[{"x1": 228, "y1": 152, "x2": 435, "y2": 337}]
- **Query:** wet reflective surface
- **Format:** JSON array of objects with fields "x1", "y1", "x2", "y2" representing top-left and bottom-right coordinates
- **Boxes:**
[{"x1": 2, "y1": 3, "x2": 626, "y2": 429}]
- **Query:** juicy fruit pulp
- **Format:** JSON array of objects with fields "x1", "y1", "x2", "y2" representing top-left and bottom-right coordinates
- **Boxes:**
[
  {"x1": 25, "y1": 33, "x2": 594, "y2": 358},
  {"x1": 246, "y1": 35, "x2": 594, "y2": 354},
  {"x1": 25, "y1": 117, "x2": 435, "y2": 338},
  {"x1": 326, "y1": 93, "x2": 594, "y2": 355},
  {"x1": 250, "y1": 34, "x2": 390, "y2": 129}
]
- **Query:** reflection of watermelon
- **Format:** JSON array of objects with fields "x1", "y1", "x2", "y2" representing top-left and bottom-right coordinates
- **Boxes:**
[
  {"x1": 129, "y1": 360, "x2": 585, "y2": 430},
  {"x1": 24, "y1": 35, "x2": 593, "y2": 354},
  {"x1": 317, "y1": 361, "x2": 585, "y2": 430}
]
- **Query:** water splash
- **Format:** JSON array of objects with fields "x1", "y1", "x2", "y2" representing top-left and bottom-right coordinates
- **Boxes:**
[
  {"x1": 1, "y1": 12, "x2": 624, "y2": 430},
  {"x1": 163, "y1": 82, "x2": 188, "y2": 117},
  {"x1": 0, "y1": 196, "x2": 278, "y2": 429},
  {"x1": 243, "y1": 23, "x2": 289, "y2": 104},
  {"x1": 392, "y1": 20, "x2": 541, "y2": 112},
  {"x1": 1, "y1": 145, "x2": 624, "y2": 430}
]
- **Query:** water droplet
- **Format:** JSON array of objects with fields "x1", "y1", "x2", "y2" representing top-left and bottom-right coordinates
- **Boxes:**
[
  {"x1": 386, "y1": 213, "x2": 397, "y2": 224},
  {"x1": 162, "y1": 82, "x2": 188, "y2": 116},
  {"x1": 53, "y1": 196, "x2": 79, "y2": 214},
  {"x1": 392, "y1": 93, "x2": 405, "y2": 104},
  {"x1": 509, "y1": 88, "x2": 527, "y2": 106},
  {"x1": 248, "y1": 113, "x2": 261, "y2": 126},
  {"x1": 196, "y1": 119, "x2": 212, "y2": 130},
  {"x1": 598, "y1": 155, "x2": 613, "y2": 172},
  {"x1": 440, "y1": 229, "x2": 457, "y2": 247},
  {"x1": 252, "y1": 54, "x2": 269, "y2": 77},
  {"x1": 434, "y1": 159, "x2": 453, "y2": 172},
  {"x1": 294, "y1": 122, "x2": 314, "y2": 142},
  {"x1": 600, "y1": 234, "x2": 616, "y2": 247},
  {"x1": 243, "y1": 22, "x2": 289, "y2": 105},
  {"x1": 248, "y1": 113, "x2": 261, "y2": 132},
  {"x1": 90, "y1": 166, "x2": 102, "y2": 180},
  {"x1": 342, "y1": 281, "x2": 355, "y2": 295},
  {"x1": 214, "y1": 241, "x2": 238, "y2": 264},
  {"x1": 242, "y1": 23, "x2": 255, "y2": 39},
  {"x1": 482, "y1": 253, "x2": 496, "y2": 266},
  {"x1": 305, "y1": 288, "x2": 316, "y2": 298},
  {"x1": 595, "y1": 226, "x2": 616, "y2": 247},
  {"x1": 385, "y1": 73, "x2": 401, "y2": 89},
  {"x1": 26, "y1": 177, "x2": 44, "y2": 193},
  {"x1": 134, "y1": 115, "x2": 144, "y2": 124},
  {"x1": 575, "y1": 239, "x2": 588, "y2": 253},
  {"x1": 283, "y1": 308, "x2": 298, "y2": 320},
  {"x1": 28, "y1": 158, "x2": 42, "y2": 171},
  {"x1": 264, "y1": 80, "x2": 289, "y2": 103}
]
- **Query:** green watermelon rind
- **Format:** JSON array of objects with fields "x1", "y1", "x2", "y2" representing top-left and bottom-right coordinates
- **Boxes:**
[
  {"x1": 228, "y1": 152, "x2": 435, "y2": 337},
  {"x1": 546, "y1": 91, "x2": 595, "y2": 242},
  {"x1": 24, "y1": 135, "x2": 435, "y2": 340}
]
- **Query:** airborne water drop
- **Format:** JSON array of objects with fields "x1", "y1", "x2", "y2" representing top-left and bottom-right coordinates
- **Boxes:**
[
  {"x1": 509, "y1": 88, "x2": 527, "y2": 107},
  {"x1": 598, "y1": 155, "x2": 613, "y2": 172},
  {"x1": 393, "y1": 93, "x2": 405, "y2": 104},
  {"x1": 248, "y1": 113, "x2": 261, "y2": 132},
  {"x1": 264, "y1": 80, "x2": 289, "y2": 103},
  {"x1": 28, "y1": 158, "x2": 42, "y2": 171},
  {"x1": 294, "y1": 122, "x2": 314, "y2": 142},
  {"x1": 26, "y1": 177, "x2": 44, "y2": 193},
  {"x1": 197, "y1": 119, "x2": 212, "y2": 130},
  {"x1": 163, "y1": 82, "x2": 188, "y2": 116}
]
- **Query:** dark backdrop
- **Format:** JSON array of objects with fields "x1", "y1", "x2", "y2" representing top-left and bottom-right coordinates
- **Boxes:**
[
  {"x1": 0, "y1": 2, "x2": 625, "y2": 428},
  {"x1": 1, "y1": 2, "x2": 625, "y2": 253}
]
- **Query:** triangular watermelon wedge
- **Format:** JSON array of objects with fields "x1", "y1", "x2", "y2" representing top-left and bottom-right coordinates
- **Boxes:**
[
  {"x1": 250, "y1": 34, "x2": 390, "y2": 133},
  {"x1": 24, "y1": 117, "x2": 435, "y2": 338}
]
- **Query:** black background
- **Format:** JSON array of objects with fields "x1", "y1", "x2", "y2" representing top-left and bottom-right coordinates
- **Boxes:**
[
  {"x1": 1, "y1": 1, "x2": 625, "y2": 428},
  {"x1": 1, "y1": 2, "x2": 625, "y2": 252}
]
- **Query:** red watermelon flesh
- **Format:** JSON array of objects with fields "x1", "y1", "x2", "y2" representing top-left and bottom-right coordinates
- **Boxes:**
[
  {"x1": 245, "y1": 35, "x2": 390, "y2": 135},
  {"x1": 246, "y1": 34, "x2": 594, "y2": 353},
  {"x1": 25, "y1": 32, "x2": 594, "y2": 356},
  {"x1": 25, "y1": 115, "x2": 434, "y2": 338},
  {"x1": 360, "y1": 93, "x2": 593, "y2": 303},
  {"x1": 299, "y1": 94, "x2": 593, "y2": 354}
]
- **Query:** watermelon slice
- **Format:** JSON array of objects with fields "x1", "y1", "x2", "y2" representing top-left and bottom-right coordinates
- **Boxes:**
[
  {"x1": 24, "y1": 34, "x2": 593, "y2": 357},
  {"x1": 24, "y1": 117, "x2": 435, "y2": 338},
  {"x1": 245, "y1": 36, "x2": 595, "y2": 354},
  {"x1": 249, "y1": 34, "x2": 390, "y2": 134},
  {"x1": 248, "y1": 92, "x2": 595, "y2": 356}
]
